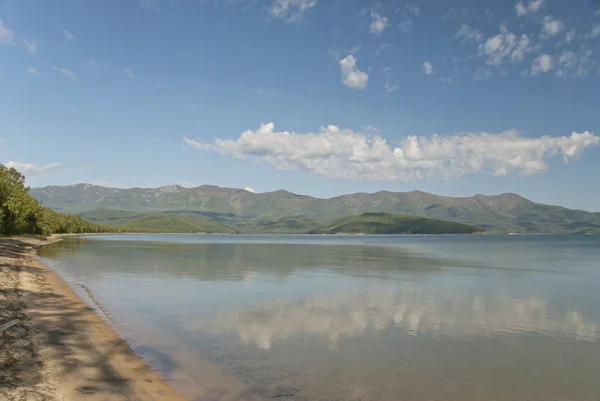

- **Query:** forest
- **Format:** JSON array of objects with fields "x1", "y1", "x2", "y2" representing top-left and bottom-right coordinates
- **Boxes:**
[{"x1": 0, "y1": 164, "x2": 114, "y2": 236}]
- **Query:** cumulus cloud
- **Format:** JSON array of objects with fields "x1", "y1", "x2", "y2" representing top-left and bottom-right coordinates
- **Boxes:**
[
  {"x1": 124, "y1": 69, "x2": 136, "y2": 79},
  {"x1": 531, "y1": 54, "x2": 553, "y2": 75},
  {"x1": 541, "y1": 16, "x2": 563, "y2": 37},
  {"x1": 183, "y1": 123, "x2": 599, "y2": 182},
  {"x1": 269, "y1": 0, "x2": 317, "y2": 23},
  {"x1": 515, "y1": 0, "x2": 544, "y2": 17},
  {"x1": 22, "y1": 39, "x2": 39, "y2": 54},
  {"x1": 339, "y1": 55, "x2": 368, "y2": 90},
  {"x1": 369, "y1": 10, "x2": 389, "y2": 34},
  {"x1": 423, "y1": 61, "x2": 433, "y2": 75},
  {"x1": 57, "y1": 26, "x2": 76, "y2": 40},
  {"x1": 0, "y1": 18, "x2": 15, "y2": 45},
  {"x1": 479, "y1": 25, "x2": 534, "y2": 67},
  {"x1": 5, "y1": 161, "x2": 62, "y2": 180},
  {"x1": 53, "y1": 66, "x2": 77, "y2": 81}
]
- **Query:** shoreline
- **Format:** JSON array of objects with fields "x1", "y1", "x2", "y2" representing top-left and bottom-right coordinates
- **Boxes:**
[{"x1": 0, "y1": 236, "x2": 188, "y2": 401}]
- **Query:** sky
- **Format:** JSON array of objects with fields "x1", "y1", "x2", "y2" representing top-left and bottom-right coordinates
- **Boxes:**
[{"x1": 1, "y1": 0, "x2": 599, "y2": 211}]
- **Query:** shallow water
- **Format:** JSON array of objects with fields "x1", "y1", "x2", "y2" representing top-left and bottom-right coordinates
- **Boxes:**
[{"x1": 39, "y1": 234, "x2": 600, "y2": 400}]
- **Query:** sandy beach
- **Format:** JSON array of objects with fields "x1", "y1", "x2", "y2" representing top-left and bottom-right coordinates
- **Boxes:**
[{"x1": 0, "y1": 236, "x2": 188, "y2": 401}]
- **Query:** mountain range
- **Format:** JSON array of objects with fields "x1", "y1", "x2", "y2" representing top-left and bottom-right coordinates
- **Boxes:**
[{"x1": 30, "y1": 184, "x2": 600, "y2": 234}]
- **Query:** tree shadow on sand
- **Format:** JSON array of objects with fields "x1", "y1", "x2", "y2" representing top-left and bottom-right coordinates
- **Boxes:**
[{"x1": 1, "y1": 238, "x2": 269, "y2": 401}]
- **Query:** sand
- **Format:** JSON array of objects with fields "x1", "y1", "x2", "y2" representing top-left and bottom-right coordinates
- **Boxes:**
[{"x1": 0, "y1": 236, "x2": 188, "y2": 401}]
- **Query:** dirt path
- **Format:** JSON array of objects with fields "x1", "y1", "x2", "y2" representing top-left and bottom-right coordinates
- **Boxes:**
[{"x1": 0, "y1": 237, "x2": 187, "y2": 401}]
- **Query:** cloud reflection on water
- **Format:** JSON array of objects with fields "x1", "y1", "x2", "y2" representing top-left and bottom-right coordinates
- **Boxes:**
[{"x1": 199, "y1": 287, "x2": 597, "y2": 350}]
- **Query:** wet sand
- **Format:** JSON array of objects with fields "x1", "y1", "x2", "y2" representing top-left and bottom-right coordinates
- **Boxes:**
[
  {"x1": 1, "y1": 236, "x2": 271, "y2": 401},
  {"x1": 0, "y1": 236, "x2": 189, "y2": 401}
]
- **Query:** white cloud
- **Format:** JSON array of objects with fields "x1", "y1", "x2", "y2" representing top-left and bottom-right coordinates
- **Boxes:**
[
  {"x1": 423, "y1": 61, "x2": 433, "y2": 75},
  {"x1": 53, "y1": 66, "x2": 77, "y2": 81},
  {"x1": 479, "y1": 25, "x2": 535, "y2": 67},
  {"x1": 5, "y1": 161, "x2": 61, "y2": 180},
  {"x1": 515, "y1": 0, "x2": 544, "y2": 17},
  {"x1": 269, "y1": 0, "x2": 317, "y2": 23},
  {"x1": 22, "y1": 39, "x2": 39, "y2": 54},
  {"x1": 369, "y1": 10, "x2": 389, "y2": 35},
  {"x1": 28, "y1": 67, "x2": 43, "y2": 76},
  {"x1": 555, "y1": 47, "x2": 593, "y2": 79},
  {"x1": 140, "y1": 0, "x2": 160, "y2": 12},
  {"x1": 531, "y1": 54, "x2": 554, "y2": 75},
  {"x1": 455, "y1": 24, "x2": 483, "y2": 44},
  {"x1": 339, "y1": 55, "x2": 368, "y2": 90},
  {"x1": 541, "y1": 16, "x2": 563, "y2": 37},
  {"x1": 0, "y1": 18, "x2": 15, "y2": 45},
  {"x1": 124, "y1": 69, "x2": 136, "y2": 79},
  {"x1": 57, "y1": 26, "x2": 76, "y2": 40},
  {"x1": 84, "y1": 59, "x2": 96, "y2": 67},
  {"x1": 243, "y1": 187, "x2": 256, "y2": 193},
  {"x1": 183, "y1": 122, "x2": 599, "y2": 182},
  {"x1": 589, "y1": 24, "x2": 600, "y2": 39}
]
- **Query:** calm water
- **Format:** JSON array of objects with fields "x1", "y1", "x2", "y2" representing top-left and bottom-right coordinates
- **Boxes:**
[{"x1": 39, "y1": 235, "x2": 600, "y2": 400}]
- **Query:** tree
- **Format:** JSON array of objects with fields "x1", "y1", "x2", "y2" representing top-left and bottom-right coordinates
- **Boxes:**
[{"x1": 0, "y1": 163, "x2": 114, "y2": 236}]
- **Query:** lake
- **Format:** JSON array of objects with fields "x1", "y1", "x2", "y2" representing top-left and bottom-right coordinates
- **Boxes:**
[{"x1": 38, "y1": 234, "x2": 600, "y2": 400}]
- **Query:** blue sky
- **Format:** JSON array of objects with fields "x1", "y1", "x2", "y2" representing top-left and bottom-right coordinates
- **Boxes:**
[{"x1": 1, "y1": 0, "x2": 599, "y2": 211}]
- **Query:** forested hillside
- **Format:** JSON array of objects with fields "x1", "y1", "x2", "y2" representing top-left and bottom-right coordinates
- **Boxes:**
[
  {"x1": 31, "y1": 183, "x2": 600, "y2": 234},
  {"x1": 0, "y1": 164, "x2": 114, "y2": 235},
  {"x1": 308, "y1": 213, "x2": 484, "y2": 234}
]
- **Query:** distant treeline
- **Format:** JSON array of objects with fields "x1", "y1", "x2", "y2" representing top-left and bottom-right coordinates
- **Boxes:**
[{"x1": 0, "y1": 164, "x2": 115, "y2": 236}]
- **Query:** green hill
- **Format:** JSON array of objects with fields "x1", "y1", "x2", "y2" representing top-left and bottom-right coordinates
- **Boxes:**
[
  {"x1": 308, "y1": 213, "x2": 484, "y2": 235},
  {"x1": 77, "y1": 210, "x2": 483, "y2": 235},
  {"x1": 30, "y1": 184, "x2": 600, "y2": 234},
  {"x1": 0, "y1": 164, "x2": 116, "y2": 236},
  {"x1": 238, "y1": 216, "x2": 321, "y2": 234},
  {"x1": 77, "y1": 209, "x2": 237, "y2": 233}
]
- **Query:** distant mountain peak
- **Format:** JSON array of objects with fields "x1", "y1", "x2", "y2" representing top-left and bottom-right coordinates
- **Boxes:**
[
  {"x1": 28, "y1": 183, "x2": 600, "y2": 233},
  {"x1": 157, "y1": 184, "x2": 183, "y2": 194}
]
